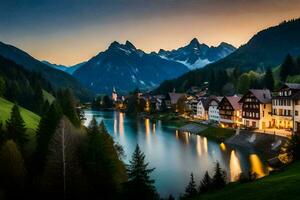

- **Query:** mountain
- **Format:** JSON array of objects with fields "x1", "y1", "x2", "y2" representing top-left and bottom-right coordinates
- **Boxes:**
[
  {"x1": 42, "y1": 60, "x2": 86, "y2": 74},
  {"x1": 73, "y1": 41, "x2": 189, "y2": 94},
  {"x1": 0, "y1": 41, "x2": 93, "y2": 101},
  {"x1": 154, "y1": 18, "x2": 300, "y2": 94},
  {"x1": 158, "y1": 38, "x2": 236, "y2": 69}
]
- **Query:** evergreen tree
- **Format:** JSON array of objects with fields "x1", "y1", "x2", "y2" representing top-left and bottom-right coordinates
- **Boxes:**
[
  {"x1": 0, "y1": 140, "x2": 26, "y2": 195},
  {"x1": 184, "y1": 173, "x2": 198, "y2": 198},
  {"x1": 280, "y1": 54, "x2": 295, "y2": 82},
  {"x1": 6, "y1": 104, "x2": 27, "y2": 153},
  {"x1": 32, "y1": 101, "x2": 62, "y2": 174},
  {"x1": 212, "y1": 162, "x2": 226, "y2": 190},
  {"x1": 264, "y1": 68, "x2": 275, "y2": 91},
  {"x1": 123, "y1": 145, "x2": 158, "y2": 200},
  {"x1": 199, "y1": 171, "x2": 212, "y2": 194},
  {"x1": 85, "y1": 118, "x2": 127, "y2": 199},
  {"x1": 56, "y1": 89, "x2": 81, "y2": 127}
]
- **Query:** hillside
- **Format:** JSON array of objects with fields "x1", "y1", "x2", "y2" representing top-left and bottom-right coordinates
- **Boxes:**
[
  {"x1": 0, "y1": 97, "x2": 40, "y2": 131},
  {"x1": 192, "y1": 161, "x2": 300, "y2": 200},
  {"x1": 73, "y1": 41, "x2": 189, "y2": 94},
  {"x1": 0, "y1": 41, "x2": 93, "y2": 101},
  {"x1": 155, "y1": 18, "x2": 300, "y2": 94}
]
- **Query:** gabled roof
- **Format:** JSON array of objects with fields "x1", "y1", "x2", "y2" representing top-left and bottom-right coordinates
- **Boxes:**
[
  {"x1": 220, "y1": 96, "x2": 241, "y2": 110},
  {"x1": 282, "y1": 83, "x2": 300, "y2": 90},
  {"x1": 197, "y1": 97, "x2": 211, "y2": 110},
  {"x1": 240, "y1": 89, "x2": 272, "y2": 104}
]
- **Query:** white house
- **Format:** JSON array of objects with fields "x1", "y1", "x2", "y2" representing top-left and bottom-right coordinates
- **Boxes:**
[{"x1": 208, "y1": 98, "x2": 220, "y2": 123}]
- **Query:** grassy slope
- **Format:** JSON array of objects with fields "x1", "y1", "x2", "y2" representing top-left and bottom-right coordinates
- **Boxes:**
[
  {"x1": 193, "y1": 161, "x2": 300, "y2": 200},
  {"x1": 0, "y1": 97, "x2": 40, "y2": 147}
]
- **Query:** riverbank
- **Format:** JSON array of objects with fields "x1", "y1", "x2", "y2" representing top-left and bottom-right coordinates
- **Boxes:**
[{"x1": 191, "y1": 161, "x2": 300, "y2": 200}]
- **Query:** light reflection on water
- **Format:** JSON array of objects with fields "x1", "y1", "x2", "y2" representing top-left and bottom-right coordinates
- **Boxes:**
[
  {"x1": 230, "y1": 150, "x2": 242, "y2": 182},
  {"x1": 84, "y1": 110, "x2": 268, "y2": 197}
]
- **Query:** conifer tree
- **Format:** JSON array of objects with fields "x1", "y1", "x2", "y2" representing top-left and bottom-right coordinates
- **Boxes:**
[
  {"x1": 264, "y1": 68, "x2": 275, "y2": 91},
  {"x1": 199, "y1": 171, "x2": 212, "y2": 194},
  {"x1": 56, "y1": 89, "x2": 80, "y2": 127},
  {"x1": 280, "y1": 54, "x2": 295, "y2": 82},
  {"x1": 85, "y1": 118, "x2": 127, "y2": 199},
  {"x1": 0, "y1": 140, "x2": 26, "y2": 195},
  {"x1": 6, "y1": 104, "x2": 27, "y2": 152},
  {"x1": 123, "y1": 145, "x2": 158, "y2": 200},
  {"x1": 184, "y1": 173, "x2": 198, "y2": 198},
  {"x1": 212, "y1": 162, "x2": 226, "y2": 190},
  {"x1": 33, "y1": 101, "x2": 62, "y2": 174}
]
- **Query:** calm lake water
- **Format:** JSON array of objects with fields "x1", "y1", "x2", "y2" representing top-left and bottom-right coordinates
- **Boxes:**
[{"x1": 84, "y1": 110, "x2": 268, "y2": 198}]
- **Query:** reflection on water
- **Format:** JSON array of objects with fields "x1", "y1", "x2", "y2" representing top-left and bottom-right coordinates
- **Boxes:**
[
  {"x1": 230, "y1": 150, "x2": 242, "y2": 182},
  {"x1": 196, "y1": 136, "x2": 202, "y2": 156},
  {"x1": 220, "y1": 142, "x2": 226, "y2": 151},
  {"x1": 249, "y1": 154, "x2": 266, "y2": 178},
  {"x1": 84, "y1": 110, "x2": 267, "y2": 197}
]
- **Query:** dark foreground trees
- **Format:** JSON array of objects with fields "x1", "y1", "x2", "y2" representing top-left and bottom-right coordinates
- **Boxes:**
[
  {"x1": 5, "y1": 104, "x2": 27, "y2": 154},
  {"x1": 181, "y1": 162, "x2": 227, "y2": 199},
  {"x1": 122, "y1": 145, "x2": 159, "y2": 200}
]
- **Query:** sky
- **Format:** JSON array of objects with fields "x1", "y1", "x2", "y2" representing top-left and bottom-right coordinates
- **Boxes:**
[{"x1": 0, "y1": 0, "x2": 300, "y2": 66}]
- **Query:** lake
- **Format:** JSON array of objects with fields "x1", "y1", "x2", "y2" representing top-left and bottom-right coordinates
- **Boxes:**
[{"x1": 84, "y1": 110, "x2": 268, "y2": 198}]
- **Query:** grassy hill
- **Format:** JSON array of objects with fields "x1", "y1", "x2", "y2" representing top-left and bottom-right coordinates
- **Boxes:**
[
  {"x1": 192, "y1": 161, "x2": 300, "y2": 200},
  {"x1": 0, "y1": 96, "x2": 40, "y2": 133}
]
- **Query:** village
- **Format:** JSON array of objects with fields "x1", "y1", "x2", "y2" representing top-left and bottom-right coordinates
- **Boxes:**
[{"x1": 111, "y1": 83, "x2": 300, "y2": 138}]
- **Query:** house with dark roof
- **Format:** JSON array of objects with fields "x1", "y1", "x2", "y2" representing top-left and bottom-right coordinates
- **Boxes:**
[
  {"x1": 165, "y1": 92, "x2": 186, "y2": 111},
  {"x1": 218, "y1": 96, "x2": 242, "y2": 127},
  {"x1": 208, "y1": 97, "x2": 222, "y2": 123},
  {"x1": 196, "y1": 97, "x2": 211, "y2": 120},
  {"x1": 272, "y1": 83, "x2": 300, "y2": 134},
  {"x1": 239, "y1": 89, "x2": 272, "y2": 129}
]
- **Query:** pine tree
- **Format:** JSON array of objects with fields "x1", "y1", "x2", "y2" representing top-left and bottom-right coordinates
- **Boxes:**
[
  {"x1": 123, "y1": 145, "x2": 158, "y2": 200},
  {"x1": 184, "y1": 173, "x2": 198, "y2": 198},
  {"x1": 212, "y1": 162, "x2": 226, "y2": 190},
  {"x1": 280, "y1": 54, "x2": 295, "y2": 82},
  {"x1": 56, "y1": 89, "x2": 81, "y2": 127},
  {"x1": 33, "y1": 101, "x2": 62, "y2": 174},
  {"x1": 264, "y1": 68, "x2": 275, "y2": 91},
  {"x1": 85, "y1": 119, "x2": 127, "y2": 199},
  {"x1": 6, "y1": 104, "x2": 27, "y2": 153},
  {"x1": 0, "y1": 140, "x2": 26, "y2": 195},
  {"x1": 199, "y1": 171, "x2": 212, "y2": 194}
]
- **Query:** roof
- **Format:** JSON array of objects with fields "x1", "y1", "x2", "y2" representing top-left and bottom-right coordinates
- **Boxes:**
[
  {"x1": 198, "y1": 96, "x2": 220, "y2": 110},
  {"x1": 226, "y1": 96, "x2": 242, "y2": 110},
  {"x1": 246, "y1": 89, "x2": 272, "y2": 103},
  {"x1": 282, "y1": 83, "x2": 300, "y2": 90},
  {"x1": 168, "y1": 92, "x2": 186, "y2": 104}
]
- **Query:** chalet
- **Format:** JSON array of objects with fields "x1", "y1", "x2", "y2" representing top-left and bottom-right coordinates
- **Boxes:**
[
  {"x1": 196, "y1": 97, "x2": 211, "y2": 120},
  {"x1": 239, "y1": 89, "x2": 272, "y2": 129},
  {"x1": 272, "y1": 83, "x2": 300, "y2": 133},
  {"x1": 208, "y1": 97, "x2": 222, "y2": 123},
  {"x1": 218, "y1": 96, "x2": 242, "y2": 127}
]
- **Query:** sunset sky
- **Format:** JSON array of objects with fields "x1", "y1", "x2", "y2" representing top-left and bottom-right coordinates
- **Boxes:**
[{"x1": 0, "y1": 0, "x2": 300, "y2": 65}]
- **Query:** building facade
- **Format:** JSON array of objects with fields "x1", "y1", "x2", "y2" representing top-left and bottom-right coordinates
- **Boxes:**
[
  {"x1": 208, "y1": 99, "x2": 220, "y2": 123},
  {"x1": 239, "y1": 89, "x2": 272, "y2": 129},
  {"x1": 272, "y1": 84, "x2": 300, "y2": 133},
  {"x1": 218, "y1": 96, "x2": 242, "y2": 127}
]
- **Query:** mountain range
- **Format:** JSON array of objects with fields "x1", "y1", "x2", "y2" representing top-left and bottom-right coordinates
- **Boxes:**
[
  {"x1": 42, "y1": 61, "x2": 86, "y2": 74},
  {"x1": 0, "y1": 41, "x2": 93, "y2": 101},
  {"x1": 155, "y1": 18, "x2": 300, "y2": 94},
  {"x1": 73, "y1": 41, "x2": 190, "y2": 94},
  {"x1": 158, "y1": 38, "x2": 236, "y2": 69}
]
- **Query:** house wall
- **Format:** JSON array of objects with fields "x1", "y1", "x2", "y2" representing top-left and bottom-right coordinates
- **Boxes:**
[
  {"x1": 196, "y1": 101, "x2": 207, "y2": 119},
  {"x1": 208, "y1": 101, "x2": 219, "y2": 122}
]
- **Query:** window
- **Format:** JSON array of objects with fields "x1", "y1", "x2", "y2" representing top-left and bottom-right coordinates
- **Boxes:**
[
  {"x1": 295, "y1": 111, "x2": 298, "y2": 116},
  {"x1": 263, "y1": 111, "x2": 265, "y2": 117}
]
